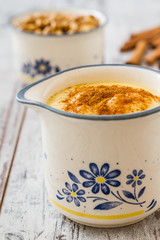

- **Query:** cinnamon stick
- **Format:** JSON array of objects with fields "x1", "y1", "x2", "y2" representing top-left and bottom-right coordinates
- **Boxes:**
[
  {"x1": 126, "y1": 40, "x2": 148, "y2": 65},
  {"x1": 145, "y1": 44, "x2": 160, "y2": 65},
  {"x1": 150, "y1": 36, "x2": 160, "y2": 47},
  {"x1": 121, "y1": 26, "x2": 160, "y2": 51},
  {"x1": 130, "y1": 26, "x2": 160, "y2": 39}
]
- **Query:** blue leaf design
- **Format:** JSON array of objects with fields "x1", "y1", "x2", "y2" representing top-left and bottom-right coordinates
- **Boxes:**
[
  {"x1": 93, "y1": 198, "x2": 101, "y2": 202},
  {"x1": 147, "y1": 199, "x2": 154, "y2": 208},
  {"x1": 122, "y1": 190, "x2": 135, "y2": 200},
  {"x1": 145, "y1": 200, "x2": 157, "y2": 212},
  {"x1": 56, "y1": 195, "x2": 64, "y2": 200},
  {"x1": 57, "y1": 190, "x2": 63, "y2": 196},
  {"x1": 68, "y1": 171, "x2": 81, "y2": 184},
  {"x1": 138, "y1": 187, "x2": 146, "y2": 198},
  {"x1": 94, "y1": 201, "x2": 122, "y2": 210},
  {"x1": 87, "y1": 196, "x2": 108, "y2": 202},
  {"x1": 93, "y1": 198, "x2": 107, "y2": 202}
]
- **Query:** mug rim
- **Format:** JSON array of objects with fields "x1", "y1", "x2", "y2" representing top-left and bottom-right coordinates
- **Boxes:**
[
  {"x1": 9, "y1": 7, "x2": 108, "y2": 38},
  {"x1": 16, "y1": 64, "x2": 160, "y2": 121}
]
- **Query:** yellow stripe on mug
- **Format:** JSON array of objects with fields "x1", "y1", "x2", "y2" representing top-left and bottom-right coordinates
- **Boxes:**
[{"x1": 49, "y1": 198, "x2": 144, "y2": 220}]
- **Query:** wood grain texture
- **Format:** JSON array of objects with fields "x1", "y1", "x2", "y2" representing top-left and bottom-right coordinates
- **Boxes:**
[
  {"x1": 0, "y1": 83, "x2": 26, "y2": 209},
  {"x1": 0, "y1": 0, "x2": 160, "y2": 239}
]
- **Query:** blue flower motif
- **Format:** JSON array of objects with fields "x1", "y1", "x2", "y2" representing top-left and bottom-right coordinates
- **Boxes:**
[
  {"x1": 126, "y1": 169, "x2": 145, "y2": 187},
  {"x1": 34, "y1": 59, "x2": 52, "y2": 75},
  {"x1": 22, "y1": 63, "x2": 32, "y2": 74},
  {"x1": 80, "y1": 163, "x2": 121, "y2": 195},
  {"x1": 62, "y1": 182, "x2": 86, "y2": 207}
]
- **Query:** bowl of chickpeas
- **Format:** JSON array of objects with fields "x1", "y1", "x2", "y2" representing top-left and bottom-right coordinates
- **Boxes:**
[{"x1": 10, "y1": 8, "x2": 107, "y2": 83}]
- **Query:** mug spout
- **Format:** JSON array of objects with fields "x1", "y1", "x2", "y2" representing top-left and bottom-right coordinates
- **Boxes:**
[
  {"x1": 17, "y1": 84, "x2": 44, "y2": 114},
  {"x1": 16, "y1": 76, "x2": 56, "y2": 114}
]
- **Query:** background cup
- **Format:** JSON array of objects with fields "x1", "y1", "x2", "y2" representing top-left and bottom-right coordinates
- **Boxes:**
[{"x1": 10, "y1": 8, "x2": 107, "y2": 84}]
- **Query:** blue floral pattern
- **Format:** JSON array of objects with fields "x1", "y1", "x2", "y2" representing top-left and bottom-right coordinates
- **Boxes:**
[
  {"x1": 55, "y1": 161, "x2": 157, "y2": 212},
  {"x1": 22, "y1": 63, "x2": 32, "y2": 74},
  {"x1": 34, "y1": 59, "x2": 51, "y2": 75},
  {"x1": 21, "y1": 59, "x2": 61, "y2": 77},
  {"x1": 126, "y1": 169, "x2": 145, "y2": 187},
  {"x1": 62, "y1": 183, "x2": 86, "y2": 207},
  {"x1": 80, "y1": 163, "x2": 121, "y2": 195}
]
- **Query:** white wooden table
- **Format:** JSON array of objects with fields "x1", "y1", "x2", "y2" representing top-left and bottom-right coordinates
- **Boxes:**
[{"x1": 0, "y1": 0, "x2": 160, "y2": 239}]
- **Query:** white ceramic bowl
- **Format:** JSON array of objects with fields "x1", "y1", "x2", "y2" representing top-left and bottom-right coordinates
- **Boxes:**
[
  {"x1": 10, "y1": 9, "x2": 107, "y2": 84},
  {"x1": 17, "y1": 64, "x2": 160, "y2": 228}
]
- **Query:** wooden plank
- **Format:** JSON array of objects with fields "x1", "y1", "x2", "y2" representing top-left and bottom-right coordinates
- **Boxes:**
[
  {"x1": 0, "y1": 98, "x2": 26, "y2": 210},
  {"x1": 0, "y1": 17, "x2": 27, "y2": 209}
]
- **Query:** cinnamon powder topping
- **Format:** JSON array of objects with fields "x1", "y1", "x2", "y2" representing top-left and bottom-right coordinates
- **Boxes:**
[{"x1": 46, "y1": 83, "x2": 160, "y2": 115}]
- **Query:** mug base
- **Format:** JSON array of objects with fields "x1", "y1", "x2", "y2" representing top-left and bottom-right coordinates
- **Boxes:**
[
  {"x1": 69, "y1": 216, "x2": 146, "y2": 228},
  {"x1": 48, "y1": 196, "x2": 149, "y2": 228}
]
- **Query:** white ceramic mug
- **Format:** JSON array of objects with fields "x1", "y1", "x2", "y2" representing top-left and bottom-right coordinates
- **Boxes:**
[
  {"x1": 10, "y1": 9, "x2": 107, "y2": 84},
  {"x1": 17, "y1": 64, "x2": 160, "y2": 228}
]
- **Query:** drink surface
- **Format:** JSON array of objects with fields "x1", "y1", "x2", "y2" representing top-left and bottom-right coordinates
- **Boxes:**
[{"x1": 46, "y1": 82, "x2": 160, "y2": 115}]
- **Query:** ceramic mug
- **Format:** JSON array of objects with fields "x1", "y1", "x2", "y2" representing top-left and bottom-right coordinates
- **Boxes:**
[
  {"x1": 10, "y1": 8, "x2": 107, "y2": 84},
  {"x1": 17, "y1": 64, "x2": 160, "y2": 228}
]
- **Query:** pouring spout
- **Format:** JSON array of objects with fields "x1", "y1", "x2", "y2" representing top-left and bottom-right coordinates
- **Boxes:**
[
  {"x1": 16, "y1": 68, "x2": 84, "y2": 117},
  {"x1": 16, "y1": 73, "x2": 62, "y2": 114},
  {"x1": 16, "y1": 82, "x2": 47, "y2": 113}
]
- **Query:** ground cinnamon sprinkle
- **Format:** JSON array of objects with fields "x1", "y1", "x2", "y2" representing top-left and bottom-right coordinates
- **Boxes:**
[{"x1": 47, "y1": 83, "x2": 160, "y2": 115}]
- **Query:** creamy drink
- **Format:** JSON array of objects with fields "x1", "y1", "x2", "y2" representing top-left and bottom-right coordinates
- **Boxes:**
[{"x1": 46, "y1": 82, "x2": 160, "y2": 115}]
